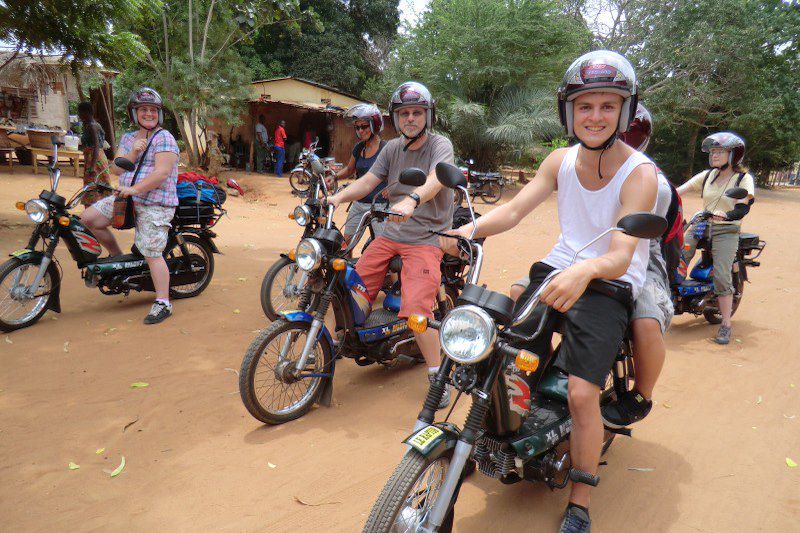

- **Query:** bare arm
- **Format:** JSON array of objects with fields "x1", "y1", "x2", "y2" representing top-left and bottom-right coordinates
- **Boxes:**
[
  {"x1": 540, "y1": 163, "x2": 658, "y2": 312},
  {"x1": 329, "y1": 171, "x2": 383, "y2": 206},
  {"x1": 335, "y1": 155, "x2": 357, "y2": 180}
]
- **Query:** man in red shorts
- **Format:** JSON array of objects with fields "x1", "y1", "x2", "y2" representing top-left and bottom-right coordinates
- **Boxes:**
[{"x1": 327, "y1": 81, "x2": 454, "y2": 409}]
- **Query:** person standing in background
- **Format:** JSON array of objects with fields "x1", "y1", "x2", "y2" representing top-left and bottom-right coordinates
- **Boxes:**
[
  {"x1": 274, "y1": 120, "x2": 287, "y2": 177},
  {"x1": 254, "y1": 115, "x2": 269, "y2": 173},
  {"x1": 77, "y1": 101, "x2": 113, "y2": 207}
]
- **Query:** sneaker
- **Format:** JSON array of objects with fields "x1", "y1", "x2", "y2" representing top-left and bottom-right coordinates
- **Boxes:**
[
  {"x1": 714, "y1": 325, "x2": 732, "y2": 345},
  {"x1": 558, "y1": 504, "x2": 591, "y2": 533},
  {"x1": 601, "y1": 389, "x2": 652, "y2": 429},
  {"x1": 428, "y1": 372, "x2": 452, "y2": 410},
  {"x1": 144, "y1": 301, "x2": 172, "y2": 325}
]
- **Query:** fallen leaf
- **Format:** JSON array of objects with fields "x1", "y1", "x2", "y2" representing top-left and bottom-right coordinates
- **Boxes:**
[
  {"x1": 294, "y1": 495, "x2": 342, "y2": 507},
  {"x1": 233, "y1": 309, "x2": 241, "y2": 314},
  {"x1": 735, "y1": 339, "x2": 742, "y2": 343},
  {"x1": 756, "y1": 396, "x2": 763, "y2": 405},
  {"x1": 237, "y1": 277, "x2": 247, "y2": 282},
  {"x1": 787, "y1": 457, "x2": 798, "y2": 468},
  {"x1": 123, "y1": 417, "x2": 140, "y2": 432},
  {"x1": 4, "y1": 336, "x2": 11, "y2": 344},
  {"x1": 63, "y1": 341, "x2": 70, "y2": 353},
  {"x1": 627, "y1": 467, "x2": 655, "y2": 472},
  {"x1": 791, "y1": 384, "x2": 796, "y2": 388},
  {"x1": 751, "y1": 426, "x2": 757, "y2": 430},
  {"x1": 96, "y1": 448, "x2": 105, "y2": 455},
  {"x1": 663, "y1": 402, "x2": 672, "y2": 409},
  {"x1": 110, "y1": 456, "x2": 126, "y2": 477},
  {"x1": 130, "y1": 382, "x2": 149, "y2": 388},
  {"x1": 783, "y1": 414, "x2": 796, "y2": 420},
  {"x1": 267, "y1": 462, "x2": 277, "y2": 469},
  {"x1": 68, "y1": 462, "x2": 80, "y2": 470},
  {"x1": 104, "y1": 327, "x2": 117, "y2": 335},
  {"x1": 50, "y1": 316, "x2": 58, "y2": 321}
]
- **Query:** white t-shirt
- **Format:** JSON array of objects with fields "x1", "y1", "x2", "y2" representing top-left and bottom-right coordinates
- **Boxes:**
[{"x1": 255, "y1": 123, "x2": 269, "y2": 144}]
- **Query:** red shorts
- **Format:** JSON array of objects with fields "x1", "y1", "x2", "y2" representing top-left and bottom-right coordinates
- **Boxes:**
[{"x1": 355, "y1": 236, "x2": 444, "y2": 319}]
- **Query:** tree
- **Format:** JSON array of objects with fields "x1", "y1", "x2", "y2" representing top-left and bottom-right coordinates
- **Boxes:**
[
  {"x1": 241, "y1": 0, "x2": 401, "y2": 96},
  {"x1": 0, "y1": 0, "x2": 152, "y2": 73},
  {"x1": 119, "y1": 0, "x2": 317, "y2": 166},
  {"x1": 366, "y1": 0, "x2": 591, "y2": 168},
  {"x1": 597, "y1": 0, "x2": 800, "y2": 181}
]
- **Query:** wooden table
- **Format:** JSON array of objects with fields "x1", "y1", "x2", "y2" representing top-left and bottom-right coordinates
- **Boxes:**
[{"x1": 29, "y1": 147, "x2": 83, "y2": 177}]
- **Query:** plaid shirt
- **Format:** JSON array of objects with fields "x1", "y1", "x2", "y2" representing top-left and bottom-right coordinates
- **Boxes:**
[{"x1": 118, "y1": 129, "x2": 179, "y2": 206}]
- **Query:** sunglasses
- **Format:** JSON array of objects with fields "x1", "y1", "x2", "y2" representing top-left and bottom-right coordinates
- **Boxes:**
[{"x1": 354, "y1": 124, "x2": 371, "y2": 132}]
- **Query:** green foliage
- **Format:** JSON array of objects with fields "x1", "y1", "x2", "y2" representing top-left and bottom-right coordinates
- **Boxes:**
[
  {"x1": 0, "y1": 0, "x2": 155, "y2": 70},
  {"x1": 369, "y1": 0, "x2": 590, "y2": 168},
  {"x1": 242, "y1": 0, "x2": 401, "y2": 96},
  {"x1": 603, "y1": 0, "x2": 800, "y2": 180}
]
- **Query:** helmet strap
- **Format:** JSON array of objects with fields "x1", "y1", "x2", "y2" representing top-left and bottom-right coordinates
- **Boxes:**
[
  {"x1": 578, "y1": 133, "x2": 617, "y2": 180},
  {"x1": 402, "y1": 127, "x2": 426, "y2": 152}
]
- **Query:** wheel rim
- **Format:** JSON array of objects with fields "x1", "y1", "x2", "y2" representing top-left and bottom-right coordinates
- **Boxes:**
[
  {"x1": 168, "y1": 241, "x2": 210, "y2": 294},
  {"x1": 271, "y1": 263, "x2": 304, "y2": 314},
  {"x1": 392, "y1": 457, "x2": 450, "y2": 533},
  {"x1": 252, "y1": 327, "x2": 325, "y2": 416},
  {"x1": 0, "y1": 263, "x2": 52, "y2": 325}
]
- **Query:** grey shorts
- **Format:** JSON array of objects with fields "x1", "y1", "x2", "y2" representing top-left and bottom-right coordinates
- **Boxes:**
[
  {"x1": 92, "y1": 196, "x2": 176, "y2": 257},
  {"x1": 512, "y1": 276, "x2": 530, "y2": 290},
  {"x1": 632, "y1": 270, "x2": 673, "y2": 332},
  {"x1": 343, "y1": 201, "x2": 386, "y2": 238}
]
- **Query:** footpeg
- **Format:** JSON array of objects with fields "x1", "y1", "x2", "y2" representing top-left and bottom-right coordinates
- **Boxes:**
[
  {"x1": 568, "y1": 469, "x2": 599, "y2": 487},
  {"x1": 606, "y1": 427, "x2": 632, "y2": 437}
]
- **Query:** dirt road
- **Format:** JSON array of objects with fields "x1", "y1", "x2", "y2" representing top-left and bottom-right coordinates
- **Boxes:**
[{"x1": 0, "y1": 169, "x2": 798, "y2": 532}]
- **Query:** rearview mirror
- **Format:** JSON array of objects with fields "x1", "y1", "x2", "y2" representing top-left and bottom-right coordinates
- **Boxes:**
[
  {"x1": 399, "y1": 167, "x2": 427, "y2": 187},
  {"x1": 725, "y1": 187, "x2": 748, "y2": 199},
  {"x1": 436, "y1": 162, "x2": 467, "y2": 189},
  {"x1": 114, "y1": 157, "x2": 136, "y2": 172},
  {"x1": 617, "y1": 213, "x2": 667, "y2": 239}
]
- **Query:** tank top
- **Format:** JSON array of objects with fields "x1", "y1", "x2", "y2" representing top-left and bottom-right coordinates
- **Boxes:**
[{"x1": 542, "y1": 145, "x2": 656, "y2": 297}]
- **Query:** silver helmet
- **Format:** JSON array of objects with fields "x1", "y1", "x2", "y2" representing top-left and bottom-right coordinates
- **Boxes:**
[{"x1": 702, "y1": 132, "x2": 745, "y2": 168}]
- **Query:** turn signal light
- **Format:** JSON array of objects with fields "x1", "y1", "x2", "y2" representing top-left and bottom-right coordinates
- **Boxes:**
[
  {"x1": 407, "y1": 314, "x2": 428, "y2": 333},
  {"x1": 317, "y1": 216, "x2": 327, "y2": 224},
  {"x1": 57, "y1": 216, "x2": 70, "y2": 226},
  {"x1": 331, "y1": 259, "x2": 346, "y2": 271},
  {"x1": 288, "y1": 212, "x2": 295, "y2": 219},
  {"x1": 15, "y1": 201, "x2": 25, "y2": 210},
  {"x1": 515, "y1": 350, "x2": 540, "y2": 373},
  {"x1": 287, "y1": 249, "x2": 296, "y2": 261}
]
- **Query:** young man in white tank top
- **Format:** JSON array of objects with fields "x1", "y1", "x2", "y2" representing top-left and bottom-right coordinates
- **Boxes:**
[{"x1": 445, "y1": 51, "x2": 657, "y2": 533}]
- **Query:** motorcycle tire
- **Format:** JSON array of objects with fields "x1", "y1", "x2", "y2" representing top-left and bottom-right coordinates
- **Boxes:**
[
  {"x1": 289, "y1": 170, "x2": 311, "y2": 193},
  {"x1": 480, "y1": 183, "x2": 502, "y2": 204},
  {"x1": 239, "y1": 319, "x2": 333, "y2": 425},
  {"x1": 703, "y1": 271, "x2": 743, "y2": 324},
  {"x1": 0, "y1": 257, "x2": 57, "y2": 332},
  {"x1": 260, "y1": 256, "x2": 304, "y2": 321},
  {"x1": 364, "y1": 448, "x2": 455, "y2": 533},
  {"x1": 167, "y1": 234, "x2": 215, "y2": 299}
]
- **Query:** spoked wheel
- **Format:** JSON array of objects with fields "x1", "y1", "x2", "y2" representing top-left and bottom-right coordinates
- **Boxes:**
[
  {"x1": 703, "y1": 271, "x2": 743, "y2": 324},
  {"x1": 364, "y1": 449, "x2": 455, "y2": 533},
  {"x1": 289, "y1": 170, "x2": 311, "y2": 193},
  {"x1": 0, "y1": 257, "x2": 56, "y2": 332},
  {"x1": 599, "y1": 345, "x2": 635, "y2": 455},
  {"x1": 167, "y1": 234, "x2": 214, "y2": 299},
  {"x1": 480, "y1": 183, "x2": 502, "y2": 204},
  {"x1": 239, "y1": 319, "x2": 333, "y2": 425},
  {"x1": 260, "y1": 256, "x2": 306, "y2": 320}
]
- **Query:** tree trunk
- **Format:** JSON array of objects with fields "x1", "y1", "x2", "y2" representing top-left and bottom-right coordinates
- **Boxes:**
[
  {"x1": 175, "y1": 111, "x2": 197, "y2": 168},
  {"x1": 685, "y1": 109, "x2": 710, "y2": 179}
]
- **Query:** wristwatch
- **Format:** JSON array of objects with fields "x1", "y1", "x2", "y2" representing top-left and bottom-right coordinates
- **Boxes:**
[{"x1": 406, "y1": 192, "x2": 421, "y2": 207}]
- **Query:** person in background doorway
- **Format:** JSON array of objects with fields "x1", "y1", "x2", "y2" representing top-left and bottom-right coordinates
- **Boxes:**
[
  {"x1": 254, "y1": 115, "x2": 269, "y2": 173},
  {"x1": 77, "y1": 101, "x2": 112, "y2": 207},
  {"x1": 274, "y1": 119, "x2": 287, "y2": 176}
]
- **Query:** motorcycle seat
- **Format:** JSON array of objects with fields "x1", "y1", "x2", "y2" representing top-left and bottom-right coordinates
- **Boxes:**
[
  {"x1": 92, "y1": 253, "x2": 142, "y2": 265},
  {"x1": 389, "y1": 255, "x2": 402, "y2": 273}
]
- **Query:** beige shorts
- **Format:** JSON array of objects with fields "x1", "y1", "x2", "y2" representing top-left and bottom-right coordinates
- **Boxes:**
[{"x1": 92, "y1": 196, "x2": 176, "y2": 257}]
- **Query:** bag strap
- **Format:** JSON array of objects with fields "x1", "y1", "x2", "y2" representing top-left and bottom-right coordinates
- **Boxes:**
[
  {"x1": 700, "y1": 169, "x2": 713, "y2": 198},
  {"x1": 130, "y1": 128, "x2": 162, "y2": 187}
]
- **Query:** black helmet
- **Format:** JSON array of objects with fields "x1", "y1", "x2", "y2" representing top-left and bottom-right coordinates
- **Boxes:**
[
  {"x1": 619, "y1": 103, "x2": 652, "y2": 152},
  {"x1": 345, "y1": 103, "x2": 384, "y2": 135},
  {"x1": 702, "y1": 132, "x2": 745, "y2": 168},
  {"x1": 389, "y1": 81, "x2": 435, "y2": 137},
  {"x1": 128, "y1": 87, "x2": 164, "y2": 128},
  {"x1": 557, "y1": 50, "x2": 638, "y2": 138}
]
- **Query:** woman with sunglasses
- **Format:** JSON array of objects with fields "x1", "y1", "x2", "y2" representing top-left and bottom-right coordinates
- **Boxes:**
[{"x1": 335, "y1": 104, "x2": 388, "y2": 244}]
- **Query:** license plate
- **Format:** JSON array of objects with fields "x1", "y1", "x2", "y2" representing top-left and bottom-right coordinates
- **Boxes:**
[
  {"x1": 407, "y1": 426, "x2": 443, "y2": 452},
  {"x1": 10, "y1": 249, "x2": 32, "y2": 258}
]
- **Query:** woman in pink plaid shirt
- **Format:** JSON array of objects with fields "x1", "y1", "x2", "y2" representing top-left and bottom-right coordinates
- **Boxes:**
[{"x1": 81, "y1": 88, "x2": 180, "y2": 325}]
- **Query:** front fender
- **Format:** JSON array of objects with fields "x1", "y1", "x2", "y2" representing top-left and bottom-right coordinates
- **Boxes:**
[
  {"x1": 404, "y1": 422, "x2": 461, "y2": 459},
  {"x1": 7, "y1": 250, "x2": 62, "y2": 313}
]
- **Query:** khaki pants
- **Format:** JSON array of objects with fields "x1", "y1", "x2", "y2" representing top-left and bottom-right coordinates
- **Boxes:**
[{"x1": 682, "y1": 223, "x2": 740, "y2": 296}]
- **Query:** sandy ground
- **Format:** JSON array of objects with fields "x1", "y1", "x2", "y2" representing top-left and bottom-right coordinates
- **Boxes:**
[{"x1": 0, "y1": 166, "x2": 798, "y2": 533}]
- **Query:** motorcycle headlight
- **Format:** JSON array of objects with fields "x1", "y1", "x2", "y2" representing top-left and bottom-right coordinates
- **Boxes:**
[
  {"x1": 293, "y1": 205, "x2": 312, "y2": 226},
  {"x1": 296, "y1": 238, "x2": 324, "y2": 272},
  {"x1": 24, "y1": 199, "x2": 49, "y2": 223},
  {"x1": 440, "y1": 305, "x2": 496, "y2": 364}
]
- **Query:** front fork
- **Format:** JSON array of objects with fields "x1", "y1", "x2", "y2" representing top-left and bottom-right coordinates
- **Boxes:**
[
  {"x1": 287, "y1": 270, "x2": 339, "y2": 373},
  {"x1": 19, "y1": 227, "x2": 59, "y2": 298}
]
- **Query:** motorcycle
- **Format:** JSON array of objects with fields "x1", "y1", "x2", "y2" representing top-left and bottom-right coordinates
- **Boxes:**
[
  {"x1": 363, "y1": 162, "x2": 666, "y2": 533},
  {"x1": 289, "y1": 141, "x2": 338, "y2": 194},
  {"x1": 239, "y1": 168, "x2": 472, "y2": 425},
  {"x1": 0, "y1": 137, "x2": 222, "y2": 332},
  {"x1": 453, "y1": 159, "x2": 505, "y2": 205},
  {"x1": 672, "y1": 187, "x2": 765, "y2": 324}
]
